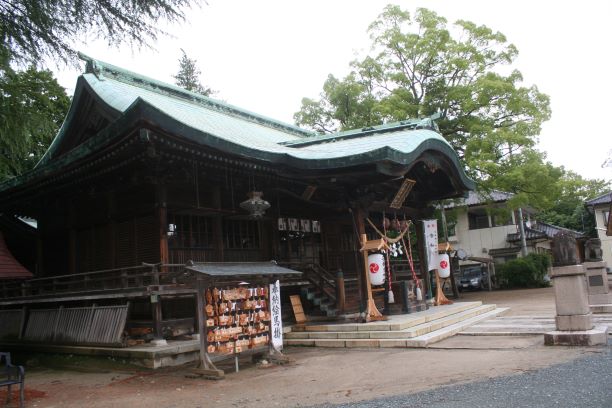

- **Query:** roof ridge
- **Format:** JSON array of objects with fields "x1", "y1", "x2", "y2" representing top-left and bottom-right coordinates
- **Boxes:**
[
  {"x1": 585, "y1": 191, "x2": 612, "y2": 205},
  {"x1": 281, "y1": 118, "x2": 441, "y2": 148},
  {"x1": 534, "y1": 220, "x2": 584, "y2": 235},
  {"x1": 78, "y1": 52, "x2": 314, "y2": 138}
]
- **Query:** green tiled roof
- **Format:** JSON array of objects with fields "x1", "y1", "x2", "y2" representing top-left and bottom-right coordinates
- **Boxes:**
[{"x1": 2, "y1": 54, "x2": 475, "y2": 193}]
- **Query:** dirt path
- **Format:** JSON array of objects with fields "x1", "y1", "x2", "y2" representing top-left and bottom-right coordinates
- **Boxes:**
[{"x1": 18, "y1": 345, "x2": 594, "y2": 408}]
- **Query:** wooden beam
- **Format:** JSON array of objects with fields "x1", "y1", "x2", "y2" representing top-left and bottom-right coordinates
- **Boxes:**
[
  {"x1": 107, "y1": 191, "x2": 117, "y2": 269},
  {"x1": 352, "y1": 208, "x2": 366, "y2": 313},
  {"x1": 415, "y1": 220, "x2": 431, "y2": 301},
  {"x1": 212, "y1": 186, "x2": 224, "y2": 262},
  {"x1": 359, "y1": 234, "x2": 384, "y2": 321},
  {"x1": 196, "y1": 278, "x2": 207, "y2": 368},
  {"x1": 157, "y1": 184, "x2": 169, "y2": 264},
  {"x1": 152, "y1": 295, "x2": 163, "y2": 339}
]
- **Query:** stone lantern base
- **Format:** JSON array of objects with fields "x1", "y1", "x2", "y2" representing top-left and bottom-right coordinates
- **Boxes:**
[
  {"x1": 545, "y1": 264, "x2": 608, "y2": 346},
  {"x1": 544, "y1": 326, "x2": 608, "y2": 346}
]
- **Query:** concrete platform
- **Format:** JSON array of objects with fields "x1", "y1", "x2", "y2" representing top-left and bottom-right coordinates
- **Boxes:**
[
  {"x1": 0, "y1": 340, "x2": 272, "y2": 369},
  {"x1": 0, "y1": 339, "x2": 202, "y2": 368},
  {"x1": 461, "y1": 313, "x2": 612, "y2": 336},
  {"x1": 285, "y1": 302, "x2": 508, "y2": 349}
]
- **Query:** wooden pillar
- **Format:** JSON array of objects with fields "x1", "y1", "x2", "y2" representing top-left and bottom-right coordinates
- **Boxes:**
[
  {"x1": 156, "y1": 184, "x2": 169, "y2": 264},
  {"x1": 415, "y1": 220, "x2": 431, "y2": 301},
  {"x1": 152, "y1": 295, "x2": 163, "y2": 338},
  {"x1": 150, "y1": 264, "x2": 163, "y2": 338},
  {"x1": 196, "y1": 278, "x2": 207, "y2": 366},
  {"x1": 67, "y1": 202, "x2": 77, "y2": 274},
  {"x1": 212, "y1": 187, "x2": 224, "y2": 262},
  {"x1": 107, "y1": 191, "x2": 117, "y2": 268},
  {"x1": 68, "y1": 229, "x2": 77, "y2": 275},
  {"x1": 449, "y1": 256, "x2": 460, "y2": 298},
  {"x1": 353, "y1": 208, "x2": 367, "y2": 313},
  {"x1": 36, "y1": 217, "x2": 44, "y2": 277},
  {"x1": 336, "y1": 269, "x2": 345, "y2": 314}
]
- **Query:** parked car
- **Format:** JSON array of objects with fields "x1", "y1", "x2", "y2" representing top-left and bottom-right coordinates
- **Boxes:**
[{"x1": 458, "y1": 265, "x2": 488, "y2": 291}]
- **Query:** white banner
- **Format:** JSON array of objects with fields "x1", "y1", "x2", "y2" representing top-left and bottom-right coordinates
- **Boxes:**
[
  {"x1": 269, "y1": 280, "x2": 283, "y2": 350},
  {"x1": 423, "y1": 219, "x2": 439, "y2": 271}
]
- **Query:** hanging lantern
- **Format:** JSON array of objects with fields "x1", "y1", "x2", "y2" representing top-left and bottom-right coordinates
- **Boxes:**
[
  {"x1": 438, "y1": 253, "x2": 451, "y2": 278},
  {"x1": 367, "y1": 253, "x2": 386, "y2": 286},
  {"x1": 240, "y1": 191, "x2": 270, "y2": 218}
]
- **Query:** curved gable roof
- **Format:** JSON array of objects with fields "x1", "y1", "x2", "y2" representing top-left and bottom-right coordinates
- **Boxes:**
[{"x1": 2, "y1": 54, "x2": 474, "y2": 195}]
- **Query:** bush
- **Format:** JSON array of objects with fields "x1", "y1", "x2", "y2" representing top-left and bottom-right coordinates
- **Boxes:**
[{"x1": 497, "y1": 253, "x2": 551, "y2": 289}]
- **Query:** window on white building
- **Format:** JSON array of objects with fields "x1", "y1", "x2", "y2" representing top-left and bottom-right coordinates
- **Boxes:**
[{"x1": 468, "y1": 209, "x2": 490, "y2": 230}]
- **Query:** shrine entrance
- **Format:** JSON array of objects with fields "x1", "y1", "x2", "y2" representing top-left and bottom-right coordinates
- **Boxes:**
[{"x1": 277, "y1": 218, "x2": 322, "y2": 266}]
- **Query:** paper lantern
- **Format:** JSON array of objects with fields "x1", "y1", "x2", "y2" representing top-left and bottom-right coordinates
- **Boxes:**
[
  {"x1": 437, "y1": 253, "x2": 451, "y2": 278},
  {"x1": 367, "y1": 253, "x2": 386, "y2": 286}
]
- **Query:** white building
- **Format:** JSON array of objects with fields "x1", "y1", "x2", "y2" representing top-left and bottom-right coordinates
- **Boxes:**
[
  {"x1": 586, "y1": 192, "x2": 611, "y2": 271},
  {"x1": 444, "y1": 191, "x2": 583, "y2": 271}
]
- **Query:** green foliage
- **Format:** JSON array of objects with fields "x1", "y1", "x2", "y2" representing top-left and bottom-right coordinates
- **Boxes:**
[
  {"x1": 294, "y1": 5, "x2": 562, "y2": 209},
  {"x1": 538, "y1": 172, "x2": 609, "y2": 235},
  {"x1": 497, "y1": 253, "x2": 551, "y2": 289},
  {"x1": 0, "y1": 0, "x2": 192, "y2": 65},
  {"x1": 0, "y1": 55, "x2": 70, "y2": 181},
  {"x1": 294, "y1": 72, "x2": 383, "y2": 133},
  {"x1": 173, "y1": 49, "x2": 214, "y2": 96}
]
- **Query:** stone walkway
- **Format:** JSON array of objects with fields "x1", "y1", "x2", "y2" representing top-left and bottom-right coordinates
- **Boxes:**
[{"x1": 460, "y1": 314, "x2": 612, "y2": 336}]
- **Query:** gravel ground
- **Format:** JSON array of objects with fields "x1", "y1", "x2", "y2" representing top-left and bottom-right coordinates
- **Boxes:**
[{"x1": 309, "y1": 341, "x2": 612, "y2": 408}]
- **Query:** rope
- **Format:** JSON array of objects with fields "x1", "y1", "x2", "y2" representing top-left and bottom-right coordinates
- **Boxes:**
[
  {"x1": 366, "y1": 218, "x2": 411, "y2": 243},
  {"x1": 382, "y1": 212, "x2": 393, "y2": 293},
  {"x1": 401, "y1": 224, "x2": 420, "y2": 288}
]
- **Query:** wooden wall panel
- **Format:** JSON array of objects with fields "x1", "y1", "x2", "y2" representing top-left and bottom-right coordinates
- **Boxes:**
[
  {"x1": 115, "y1": 220, "x2": 136, "y2": 268},
  {"x1": 136, "y1": 215, "x2": 159, "y2": 264}
]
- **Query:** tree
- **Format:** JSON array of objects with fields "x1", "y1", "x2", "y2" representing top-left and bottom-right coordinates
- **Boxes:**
[
  {"x1": 294, "y1": 6, "x2": 554, "y2": 208},
  {"x1": 0, "y1": 0, "x2": 192, "y2": 65},
  {"x1": 538, "y1": 171, "x2": 610, "y2": 235},
  {"x1": 0, "y1": 53, "x2": 70, "y2": 181},
  {"x1": 173, "y1": 49, "x2": 214, "y2": 96}
]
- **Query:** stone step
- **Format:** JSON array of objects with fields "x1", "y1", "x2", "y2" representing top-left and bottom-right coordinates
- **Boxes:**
[
  {"x1": 285, "y1": 307, "x2": 508, "y2": 348},
  {"x1": 591, "y1": 304, "x2": 612, "y2": 314},
  {"x1": 460, "y1": 313, "x2": 612, "y2": 336},
  {"x1": 299, "y1": 301, "x2": 484, "y2": 332},
  {"x1": 286, "y1": 304, "x2": 496, "y2": 340},
  {"x1": 406, "y1": 307, "x2": 510, "y2": 347}
]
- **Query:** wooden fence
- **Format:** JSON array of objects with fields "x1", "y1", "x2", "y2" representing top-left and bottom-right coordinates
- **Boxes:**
[{"x1": 23, "y1": 304, "x2": 129, "y2": 347}]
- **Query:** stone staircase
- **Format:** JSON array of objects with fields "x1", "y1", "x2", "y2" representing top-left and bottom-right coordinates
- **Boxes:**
[
  {"x1": 285, "y1": 301, "x2": 508, "y2": 348},
  {"x1": 300, "y1": 285, "x2": 338, "y2": 317}
]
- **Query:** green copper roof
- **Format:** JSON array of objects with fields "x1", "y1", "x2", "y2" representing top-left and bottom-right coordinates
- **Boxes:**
[{"x1": 2, "y1": 54, "x2": 475, "y2": 194}]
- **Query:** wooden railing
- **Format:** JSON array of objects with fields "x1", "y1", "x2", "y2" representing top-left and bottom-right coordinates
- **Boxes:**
[{"x1": 0, "y1": 263, "x2": 188, "y2": 301}]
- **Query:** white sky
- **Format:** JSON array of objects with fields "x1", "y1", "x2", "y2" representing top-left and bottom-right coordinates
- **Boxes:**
[{"x1": 53, "y1": 0, "x2": 612, "y2": 182}]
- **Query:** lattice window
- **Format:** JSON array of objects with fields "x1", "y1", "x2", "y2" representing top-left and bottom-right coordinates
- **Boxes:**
[
  {"x1": 168, "y1": 214, "x2": 214, "y2": 249},
  {"x1": 223, "y1": 219, "x2": 260, "y2": 249}
]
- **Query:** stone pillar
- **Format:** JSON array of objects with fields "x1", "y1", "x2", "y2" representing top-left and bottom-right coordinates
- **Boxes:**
[
  {"x1": 544, "y1": 233, "x2": 608, "y2": 346},
  {"x1": 549, "y1": 265, "x2": 592, "y2": 331},
  {"x1": 585, "y1": 261, "x2": 612, "y2": 306}
]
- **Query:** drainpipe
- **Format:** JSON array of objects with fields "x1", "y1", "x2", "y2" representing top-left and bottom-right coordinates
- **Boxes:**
[{"x1": 517, "y1": 208, "x2": 528, "y2": 257}]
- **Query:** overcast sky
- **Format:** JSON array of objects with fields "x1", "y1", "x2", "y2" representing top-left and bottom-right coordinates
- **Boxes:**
[{"x1": 53, "y1": 0, "x2": 612, "y2": 182}]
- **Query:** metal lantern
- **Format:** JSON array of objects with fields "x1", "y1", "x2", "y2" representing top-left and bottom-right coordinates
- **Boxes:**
[{"x1": 240, "y1": 191, "x2": 270, "y2": 218}]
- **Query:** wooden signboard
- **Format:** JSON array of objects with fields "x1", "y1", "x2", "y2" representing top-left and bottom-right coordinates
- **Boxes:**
[
  {"x1": 390, "y1": 178, "x2": 416, "y2": 209},
  {"x1": 290, "y1": 295, "x2": 306, "y2": 324}
]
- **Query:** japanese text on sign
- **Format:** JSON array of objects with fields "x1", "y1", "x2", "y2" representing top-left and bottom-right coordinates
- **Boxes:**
[
  {"x1": 269, "y1": 280, "x2": 283, "y2": 350},
  {"x1": 423, "y1": 219, "x2": 439, "y2": 271}
]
